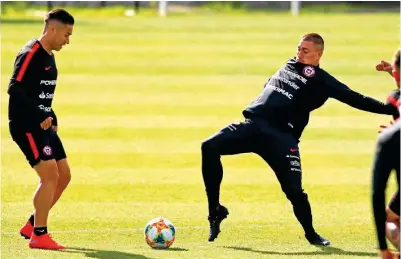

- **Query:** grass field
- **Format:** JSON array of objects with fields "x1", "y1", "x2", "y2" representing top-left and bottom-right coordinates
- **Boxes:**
[{"x1": 1, "y1": 9, "x2": 400, "y2": 259}]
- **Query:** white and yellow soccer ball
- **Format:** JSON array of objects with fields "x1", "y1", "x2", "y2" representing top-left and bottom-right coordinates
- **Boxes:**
[{"x1": 144, "y1": 217, "x2": 176, "y2": 249}]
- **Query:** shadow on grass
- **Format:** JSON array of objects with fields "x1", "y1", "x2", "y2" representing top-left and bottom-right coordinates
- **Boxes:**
[
  {"x1": 224, "y1": 245, "x2": 377, "y2": 257},
  {"x1": 57, "y1": 246, "x2": 188, "y2": 259}
]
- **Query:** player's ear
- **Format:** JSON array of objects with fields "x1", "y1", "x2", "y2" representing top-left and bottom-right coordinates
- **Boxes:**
[{"x1": 47, "y1": 20, "x2": 58, "y2": 34}]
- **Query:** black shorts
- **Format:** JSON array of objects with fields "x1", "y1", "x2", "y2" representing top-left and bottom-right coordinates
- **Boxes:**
[
  {"x1": 389, "y1": 191, "x2": 400, "y2": 216},
  {"x1": 9, "y1": 122, "x2": 67, "y2": 167}
]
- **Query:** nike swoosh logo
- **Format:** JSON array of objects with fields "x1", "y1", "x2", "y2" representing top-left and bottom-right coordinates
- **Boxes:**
[{"x1": 45, "y1": 66, "x2": 51, "y2": 71}]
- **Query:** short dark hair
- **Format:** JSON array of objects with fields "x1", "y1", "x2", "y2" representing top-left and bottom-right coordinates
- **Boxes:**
[
  {"x1": 302, "y1": 33, "x2": 324, "y2": 51},
  {"x1": 45, "y1": 9, "x2": 74, "y2": 25},
  {"x1": 394, "y1": 49, "x2": 400, "y2": 69}
]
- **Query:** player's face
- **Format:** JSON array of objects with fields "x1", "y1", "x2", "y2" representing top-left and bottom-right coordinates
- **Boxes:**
[
  {"x1": 296, "y1": 40, "x2": 322, "y2": 66},
  {"x1": 52, "y1": 23, "x2": 73, "y2": 51}
]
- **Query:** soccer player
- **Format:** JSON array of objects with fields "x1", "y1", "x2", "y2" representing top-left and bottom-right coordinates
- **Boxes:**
[
  {"x1": 372, "y1": 49, "x2": 400, "y2": 259},
  {"x1": 7, "y1": 9, "x2": 74, "y2": 250},
  {"x1": 201, "y1": 33, "x2": 398, "y2": 245}
]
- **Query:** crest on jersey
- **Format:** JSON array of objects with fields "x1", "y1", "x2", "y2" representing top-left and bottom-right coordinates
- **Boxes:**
[
  {"x1": 303, "y1": 66, "x2": 315, "y2": 77},
  {"x1": 43, "y1": 145, "x2": 52, "y2": 156}
]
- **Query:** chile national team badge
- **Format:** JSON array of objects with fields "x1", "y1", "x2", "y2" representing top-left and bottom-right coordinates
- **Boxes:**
[
  {"x1": 303, "y1": 66, "x2": 315, "y2": 77},
  {"x1": 43, "y1": 145, "x2": 53, "y2": 156}
]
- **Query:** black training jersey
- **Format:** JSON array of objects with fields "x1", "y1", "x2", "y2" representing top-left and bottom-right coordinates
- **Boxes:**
[
  {"x1": 243, "y1": 57, "x2": 397, "y2": 140},
  {"x1": 8, "y1": 39, "x2": 58, "y2": 128},
  {"x1": 385, "y1": 88, "x2": 400, "y2": 120}
]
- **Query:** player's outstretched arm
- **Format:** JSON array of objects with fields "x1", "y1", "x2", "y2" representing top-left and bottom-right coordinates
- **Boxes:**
[{"x1": 323, "y1": 72, "x2": 397, "y2": 116}]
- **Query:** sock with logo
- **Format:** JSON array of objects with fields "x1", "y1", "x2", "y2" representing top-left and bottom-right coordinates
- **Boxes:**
[
  {"x1": 28, "y1": 214, "x2": 34, "y2": 225},
  {"x1": 34, "y1": 226, "x2": 48, "y2": 236}
]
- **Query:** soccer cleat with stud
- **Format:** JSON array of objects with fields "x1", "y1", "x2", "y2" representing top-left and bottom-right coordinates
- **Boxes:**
[
  {"x1": 305, "y1": 233, "x2": 331, "y2": 246},
  {"x1": 19, "y1": 220, "x2": 34, "y2": 240},
  {"x1": 208, "y1": 205, "x2": 229, "y2": 242},
  {"x1": 29, "y1": 233, "x2": 65, "y2": 250}
]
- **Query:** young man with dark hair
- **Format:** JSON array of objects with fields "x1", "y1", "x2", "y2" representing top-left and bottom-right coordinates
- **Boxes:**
[
  {"x1": 201, "y1": 33, "x2": 398, "y2": 246},
  {"x1": 372, "y1": 49, "x2": 400, "y2": 259},
  {"x1": 8, "y1": 8, "x2": 74, "y2": 250}
]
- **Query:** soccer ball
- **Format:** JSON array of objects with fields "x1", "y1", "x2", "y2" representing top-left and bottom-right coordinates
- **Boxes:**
[{"x1": 144, "y1": 217, "x2": 176, "y2": 249}]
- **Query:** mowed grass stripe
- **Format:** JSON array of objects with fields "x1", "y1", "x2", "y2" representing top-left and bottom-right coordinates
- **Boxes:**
[
  {"x1": 1, "y1": 183, "x2": 373, "y2": 203},
  {"x1": 1, "y1": 15, "x2": 397, "y2": 76},
  {"x1": 1, "y1": 74, "x2": 392, "y2": 95},
  {"x1": 0, "y1": 167, "x2": 375, "y2": 185},
  {"x1": 1, "y1": 138, "x2": 377, "y2": 154},
  {"x1": 0, "y1": 115, "x2": 389, "y2": 128},
  {"x1": 1, "y1": 152, "x2": 376, "y2": 170},
  {"x1": 1, "y1": 201, "x2": 374, "y2": 227},
  {"x1": 0, "y1": 102, "x2": 393, "y2": 117},
  {"x1": 2, "y1": 55, "x2": 394, "y2": 76},
  {"x1": 0, "y1": 126, "x2": 380, "y2": 140}
]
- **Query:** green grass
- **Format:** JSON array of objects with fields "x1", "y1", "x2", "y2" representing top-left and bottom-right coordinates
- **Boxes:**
[{"x1": 1, "y1": 10, "x2": 400, "y2": 259}]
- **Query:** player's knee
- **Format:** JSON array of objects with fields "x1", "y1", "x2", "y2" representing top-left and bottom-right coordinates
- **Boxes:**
[
  {"x1": 35, "y1": 160, "x2": 59, "y2": 184},
  {"x1": 201, "y1": 138, "x2": 219, "y2": 154},
  {"x1": 43, "y1": 170, "x2": 59, "y2": 185},
  {"x1": 283, "y1": 188, "x2": 308, "y2": 204},
  {"x1": 58, "y1": 165, "x2": 71, "y2": 187},
  {"x1": 58, "y1": 170, "x2": 71, "y2": 189}
]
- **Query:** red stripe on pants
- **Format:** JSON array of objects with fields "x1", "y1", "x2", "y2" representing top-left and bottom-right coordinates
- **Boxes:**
[{"x1": 26, "y1": 133, "x2": 39, "y2": 159}]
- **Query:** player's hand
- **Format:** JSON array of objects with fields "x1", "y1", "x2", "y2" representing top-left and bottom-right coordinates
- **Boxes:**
[
  {"x1": 376, "y1": 61, "x2": 392, "y2": 73},
  {"x1": 378, "y1": 121, "x2": 394, "y2": 133},
  {"x1": 40, "y1": 117, "x2": 53, "y2": 130},
  {"x1": 379, "y1": 249, "x2": 396, "y2": 259},
  {"x1": 52, "y1": 125, "x2": 58, "y2": 132}
]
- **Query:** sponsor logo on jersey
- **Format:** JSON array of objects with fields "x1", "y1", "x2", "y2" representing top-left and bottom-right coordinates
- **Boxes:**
[
  {"x1": 40, "y1": 80, "x2": 57, "y2": 86},
  {"x1": 38, "y1": 105, "x2": 52, "y2": 112},
  {"x1": 282, "y1": 69, "x2": 308, "y2": 84},
  {"x1": 290, "y1": 160, "x2": 301, "y2": 167},
  {"x1": 39, "y1": 91, "x2": 54, "y2": 99}
]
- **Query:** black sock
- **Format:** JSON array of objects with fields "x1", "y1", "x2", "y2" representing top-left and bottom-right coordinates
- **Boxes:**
[
  {"x1": 305, "y1": 231, "x2": 318, "y2": 240},
  {"x1": 34, "y1": 226, "x2": 48, "y2": 236},
  {"x1": 29, "y1": 214, "x2": 35, "y2": 225},
  {"x1": 207, "y1": 203, "x2": 220, "y2": 218}
]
